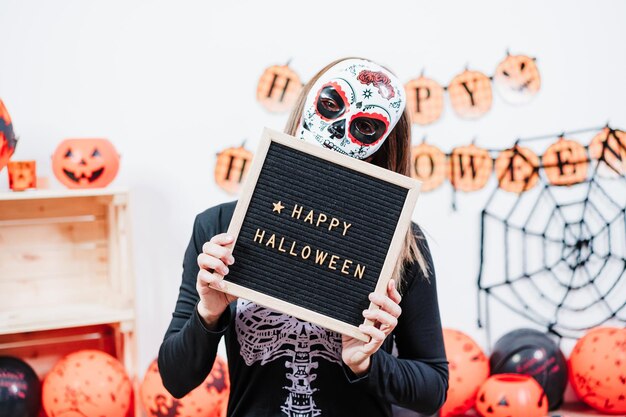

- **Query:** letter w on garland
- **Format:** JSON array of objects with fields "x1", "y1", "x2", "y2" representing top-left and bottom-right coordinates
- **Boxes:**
[{"x1": 476, "y1": 125, "x2": 626, "y2": 341}]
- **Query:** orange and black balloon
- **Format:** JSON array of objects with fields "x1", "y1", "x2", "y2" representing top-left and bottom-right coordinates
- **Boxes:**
[{"x1": 0, "y1": 99, "x2": 17, "y2": 172}]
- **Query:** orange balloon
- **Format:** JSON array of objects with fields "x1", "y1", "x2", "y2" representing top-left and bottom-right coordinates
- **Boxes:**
[
  {"x1": 42, "y1": 350, "x2": 132, "y2": 417},
  {"x1": 476, "y1": 374, "x2": 548, "y2": 417},
  {"x1": 141, "y1": 356, "x2": 230, "y2": 417},
  {"x1": 440, "y1": 329, "x2": 490, "y2": 417},
  {"x1": 569, "y1": 327, "x2": 626, "y2": 414},
  {"x1": 52, "y1": 138, "x2": 120, "y2": 188}
]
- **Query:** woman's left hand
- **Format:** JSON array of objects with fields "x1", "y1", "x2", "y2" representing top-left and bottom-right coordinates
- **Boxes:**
[{"x1": 341, "y1": 279, "x2": 402, "y2": 376}]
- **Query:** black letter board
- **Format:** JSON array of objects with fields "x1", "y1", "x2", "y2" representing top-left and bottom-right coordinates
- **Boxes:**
[{"x1": 218, "y1": 128, "x2": 421, "y2": 341}]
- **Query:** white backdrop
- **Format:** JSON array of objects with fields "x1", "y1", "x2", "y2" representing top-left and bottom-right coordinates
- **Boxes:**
[{"x1": 1, "y1": 0, "x2": 625, "y2": 378}]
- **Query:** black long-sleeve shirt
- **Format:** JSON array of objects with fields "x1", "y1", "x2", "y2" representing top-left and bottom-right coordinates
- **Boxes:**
[{"x1": 158, "y1": 201, "x2": 448, "y2": 417}]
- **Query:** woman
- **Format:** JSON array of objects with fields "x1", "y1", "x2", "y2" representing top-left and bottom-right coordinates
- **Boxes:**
[{"x1": 158, "y1": 58, "x2": 448, "y2": 417}]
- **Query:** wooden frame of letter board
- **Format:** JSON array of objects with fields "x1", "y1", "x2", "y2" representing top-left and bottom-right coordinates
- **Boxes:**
[{"x1": 217, "y1": 127, "x2": 421, "y2": 342}]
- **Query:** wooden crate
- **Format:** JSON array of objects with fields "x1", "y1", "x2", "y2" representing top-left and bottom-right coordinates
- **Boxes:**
[{"x1": 0, "y1": 188, "x2": 140, "y2": 416}]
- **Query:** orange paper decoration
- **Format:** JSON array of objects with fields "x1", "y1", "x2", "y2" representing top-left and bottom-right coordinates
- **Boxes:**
[
  {"x1": 404, "y1": 76, "x2": 445, "y2": 125},
  {"x1": 0, "y1": 98, "x2": 17, "y2": 172},
  {"x1": 476, "y1": 374, "x2": 548, "y2": 417},
  {"x1": 7, "y1": 160, "x2": 36, "y2": 191},
  {"x1": 448, "y1": 144, "x2": 493, "y2": 192},
  {"x1": 257, "y1": 64, "x2": 303, "y2": 113},
  {"x1": 494, "y1": 146, "x2": 540, "y2": 193},
  {"x1": 448, "y1": 70, "x2": 493, "y2": 119},
  {"x1": 410, "y1": 142, "x2": 447, "y2": 192},
  {"x1": 494, "y1": 54, "x2": 541, "y2": 104},
  {"x1": 141, "y1": 356, "x2": 230, "y2": 417},
  {"x1": 569, "y1": 327, "x2": 626, "y2": 414},
  {"x1": 440, "y1": 329, "x2": 490, "y2": 417},
  {"x1": 543, "y1": 137, "x2": 589, "y2": 186},
  {"x1": 42, "y1": 350, "x2": 132, "y2": 417},
  {"x1": 589, "y1": 127, "x2": 626, "y2": 176},
  {"x1": 215, "y1": 144, "x2": 253, "y2": 194},
  {"x1": 52, "y1": 138, "x2": 120, "y2": 188}
]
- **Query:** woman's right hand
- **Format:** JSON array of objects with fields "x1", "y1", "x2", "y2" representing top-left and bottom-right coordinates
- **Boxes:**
[{"x1": 196, "y1": 233, "x2": 238, "y2": 329}]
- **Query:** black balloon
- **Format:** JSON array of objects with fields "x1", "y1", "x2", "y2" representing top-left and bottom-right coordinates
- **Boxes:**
[
  {"x1": 0, "y1": 356, "x2": 41, "y2": 417},
  {"x1": 490, "y1": 328, "x2": 567, "y2": 410}
]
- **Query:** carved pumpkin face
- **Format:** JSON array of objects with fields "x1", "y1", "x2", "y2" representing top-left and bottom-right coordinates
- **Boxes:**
[
  {"x1": 215, "y1": 144, "x2": 253, "y2": 194},
  {"x1": 569, "y1": 327, "x2": 626, "y2": 414},
  {"x1": 476, "y1": 374, "x2": 548, "y2": 417},
  {"x1": 494, "y1": 146, "x2": 540, "y2": 193},
  {"x1": 404, "y1": 76, "x2": 444, "y2": 125},
  {"x1": 410, "y1": 142, "x2": 447, "y2": 192},
  {"x1": 440, "y1": 329, "x2": 490, "y2": 417},
  {"x1": 448, "y1": 70, "x2": 493, "y2": 119},
  {"x1": 543, "y1": 138, "x2": 588, "y2": 186},
  {"x1": 52, "y1": 138, "x2": 120, "y2": 189},
  {"x1": 589, "y1": 128, "x2": 626, "y2": 177},
  {"x1": 494, "y1": 54, "x2": 541, "y2": 104},
  {"x1": 256, "y1": 65, "x2": 303, "y2": 113},
  {"x1": 448, "y1": 144, "x2": 493, "y2": 192},
  {"x1": 8, "y1": 160, "x2": 36, "y2": 191},
  {"x1": 0, "y1": 98, "x2": 17, "y2": 172}
]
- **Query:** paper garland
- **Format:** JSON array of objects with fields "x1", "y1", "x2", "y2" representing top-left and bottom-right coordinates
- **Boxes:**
[
  {"x1": 410, "y1": 126, "x2": 625, "y2": 194},
  {"x1": 256, "y1": 52, "x2": 541, "y2": 122},
  {"x1": 405, "y1": 52, "x2": 541, "y2": 125}
]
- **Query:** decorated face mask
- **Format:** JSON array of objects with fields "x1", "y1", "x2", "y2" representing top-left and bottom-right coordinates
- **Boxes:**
[{"x1": 297, "y1": 59, "x2": 406, "y2": 159}]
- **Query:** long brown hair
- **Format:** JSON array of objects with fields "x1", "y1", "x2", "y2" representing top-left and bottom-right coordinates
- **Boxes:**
[{"x1": 284, "y1": 57, "x2": 429, "y2": 287}]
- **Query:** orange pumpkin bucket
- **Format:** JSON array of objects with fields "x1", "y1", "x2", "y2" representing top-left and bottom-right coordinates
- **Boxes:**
[
  {"x1": 476, "y1": 374, "x2": 548, "y2": 417},
  {"x1": 52, "y1": 138, "x2": 120, "y2": 188}
]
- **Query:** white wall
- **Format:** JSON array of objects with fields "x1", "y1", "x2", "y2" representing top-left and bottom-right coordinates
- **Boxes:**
[{"x1": 1, "y1": 0, "x2": 625, "y2": 377}]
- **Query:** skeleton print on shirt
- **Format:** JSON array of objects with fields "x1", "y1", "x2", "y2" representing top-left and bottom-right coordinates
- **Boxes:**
[{"x1": 236, "y1": 299, "x2": 342, "y2": 417}]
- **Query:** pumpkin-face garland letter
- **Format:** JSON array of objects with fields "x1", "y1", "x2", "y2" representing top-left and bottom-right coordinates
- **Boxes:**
[
  {"x1": 448, "y1": 70, "x2": 493, "y2": 120},
  {"x1": 214, "y1": 144, "x2": 253, "y2": 195},
  {"x1": 52, "y1": 138, "x2": 120, "y2": 189},
  {"x1": 410, "y1": 142, "x2": 447, "y2": 191},
  {"x1": 256, "y1": 64, "x2": 303, "y2": 113},
  {"x1": 494, "y1": 54, "x2": 541, "y2": 104},
  {"x1": 404, "y1": 76, "x2": 445, "y2": 125},
  {"x1": 543, "y1": 137, "x2": 589, "y2": 186}
]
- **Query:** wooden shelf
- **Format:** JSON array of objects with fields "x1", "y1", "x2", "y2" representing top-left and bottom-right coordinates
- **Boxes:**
[
  {"x1": 0, "y1": 187, "x2": 140, "y2": 416},
  {"x1": 0, "y1": 303, "x2": 135, "y2": 335},
  {"x1": 0, "y1": 187, "x2": 129, "y2": 201}
]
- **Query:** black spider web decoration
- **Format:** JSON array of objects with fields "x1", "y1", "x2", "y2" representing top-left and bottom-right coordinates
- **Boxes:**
[{"x1": 477, "y1": 126, "x2": 626, "y2": 341}]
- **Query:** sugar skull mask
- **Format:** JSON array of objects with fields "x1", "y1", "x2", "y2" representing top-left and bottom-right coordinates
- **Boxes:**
[{"x1": 297, "y1": 59, "x2": 406, "y2": 160}]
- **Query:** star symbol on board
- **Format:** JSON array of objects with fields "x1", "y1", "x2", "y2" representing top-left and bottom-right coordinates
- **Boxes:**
[
  {"x1": 362, "y1": 89, "x2": 373, "y2": 99},
  {"x1": 272, "y1": 201, "x2": 285, "y2": 214}
]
